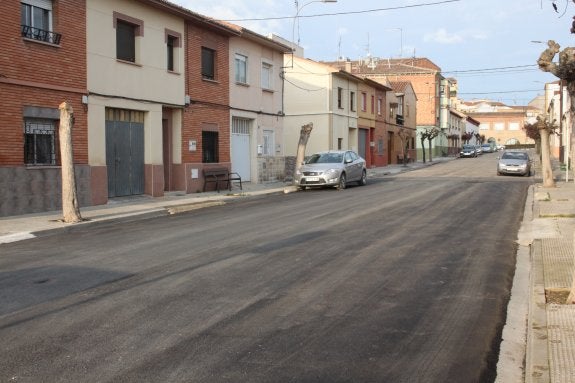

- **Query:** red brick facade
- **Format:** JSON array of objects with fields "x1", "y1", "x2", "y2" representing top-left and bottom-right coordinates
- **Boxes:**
[
  {"x1": 180, "y1": 22, "x2": 234, "y2": 192},
  {"x1": 0, "y1": 0, "x2": 88, "y2": 216}
]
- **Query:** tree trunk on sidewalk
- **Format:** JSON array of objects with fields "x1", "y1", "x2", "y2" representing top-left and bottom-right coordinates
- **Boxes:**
[
  {"x1": 539, "y1": 119, "x2": 555, "y2": 188},
  {"x1": 420, "y1": 136, "x2": 426, "y2": 164},
  {"x1": 59, "y1": 101, "x2": 83, "y2": 223},
  {"x1": 294, "y1": 123, "x2": 313, "y2": 184}
]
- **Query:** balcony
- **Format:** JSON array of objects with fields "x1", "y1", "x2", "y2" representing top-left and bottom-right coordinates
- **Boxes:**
[
  {"x1": 396, "y1": 114, "x2": 404, "y2": 126},
  {"x1": 21, "y1": 25, "x2": 61, "y2": 45}
]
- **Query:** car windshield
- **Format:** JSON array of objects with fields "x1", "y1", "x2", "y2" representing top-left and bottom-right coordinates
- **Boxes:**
[
  {"x1": 462, "y1": 145, "x2": 474, "y2": 150},
  {"x1": 307, "y1": 153, "x2": 343, "y2": 164},
  {"x1": 501, "y1": 152, "x2": 528, "y2": 160}
]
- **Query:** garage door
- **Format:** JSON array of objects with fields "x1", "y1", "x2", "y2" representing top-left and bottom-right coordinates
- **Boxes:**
[{"x1": 105, "y1": 109, "x2": 145, "y2": 198}]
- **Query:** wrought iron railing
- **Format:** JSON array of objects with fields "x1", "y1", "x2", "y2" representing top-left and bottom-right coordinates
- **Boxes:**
[{"x1": 21, "y1": 25, "x2": 62, "y2": 45}]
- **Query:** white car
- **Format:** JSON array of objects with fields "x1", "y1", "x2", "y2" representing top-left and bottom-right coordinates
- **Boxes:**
[{"x1": 295, "y1": 150, "x2": 367, "y2": 190}]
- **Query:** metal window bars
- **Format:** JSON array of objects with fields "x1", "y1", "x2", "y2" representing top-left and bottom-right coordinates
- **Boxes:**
[{"x1": 21, "y1": 25, "x2": 62, "y2": 45}]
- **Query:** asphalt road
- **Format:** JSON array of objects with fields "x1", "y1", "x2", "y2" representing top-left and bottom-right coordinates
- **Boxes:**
[{"x1": 0, "y1": 152, "x2": 532, "y2": 383}]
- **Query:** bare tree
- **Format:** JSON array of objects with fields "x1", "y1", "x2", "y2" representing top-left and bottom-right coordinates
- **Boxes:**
[
  {"x1": 294, "y1": 123, "x2": 313, "y2": 184},
  {"x1": 426, "y1": 128, "x2": 440, "y2": 162},
  {"x1": 538, "y1": 40, "x2": 575, "y2": 177},
  {"x1": 59, "y1": 101, "x2": 82, "y2": 223},
  {"x1": 397, "y1": 128, "x2": 411, "y2": 166},
  {"x1": 461, "y1": 131, "x2": 473, "y2": 144}
]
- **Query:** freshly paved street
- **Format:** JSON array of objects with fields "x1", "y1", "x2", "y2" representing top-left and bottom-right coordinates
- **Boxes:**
[{"x1": 0, "y1": 153, "x2": 531, "y2": 382}]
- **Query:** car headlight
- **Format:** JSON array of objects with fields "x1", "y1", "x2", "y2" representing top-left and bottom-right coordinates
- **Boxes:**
[{"x1": 325, "y1": 169, "x2": 338, "y2": 176}]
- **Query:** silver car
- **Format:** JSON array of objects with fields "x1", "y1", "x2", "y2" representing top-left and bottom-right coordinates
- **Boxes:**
[
  {"x1": 295, "y1": 150, "x2": 367, "y2": 190},
  {"x1": 497, "y1": 151, "x2": 531, "y2": 176}
]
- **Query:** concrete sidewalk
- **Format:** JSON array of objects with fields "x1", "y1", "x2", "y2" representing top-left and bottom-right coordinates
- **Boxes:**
[
  {"x1": 0, "y1": 158, "x2": 450, "y2": 244},
  {"x1": 497, "y1": 159, "x2": 575, "y2": 383}
]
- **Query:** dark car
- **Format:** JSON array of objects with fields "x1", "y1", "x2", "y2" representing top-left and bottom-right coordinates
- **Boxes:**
[{"x1": 460, "y1": 144, "x2": 477, "y2": 158}]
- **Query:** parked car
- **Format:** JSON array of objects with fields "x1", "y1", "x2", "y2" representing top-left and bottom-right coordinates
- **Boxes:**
[
  {"x1": 294, "y1": 150, "x2": 367, "y2": 190},
  {"x1": 475, "y1": 145, "x2": 483, "y2": 155},
  {"x1": 497, "y1": 151, "x2": 531, "y2": 176},
  {"x1": 460, "y1": 144, "x2": 477, "y2": 158},
  {"x1": 481, "y1": 143, "x2": 493, "y2": 153}
]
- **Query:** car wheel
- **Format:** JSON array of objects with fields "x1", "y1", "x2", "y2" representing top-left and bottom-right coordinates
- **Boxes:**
[
  {"x1": 337, "y1": 173, "x2": 346, "y2": 190},
  {"x1": 358, "y1": 170, "x2": 367, "y2": 186}
]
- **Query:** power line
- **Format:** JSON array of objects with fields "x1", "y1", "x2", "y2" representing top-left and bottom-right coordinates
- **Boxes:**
[
  {"x1": 458, "y1": 89, "x2": 542, "y2": 95},
  {"x1": 443, "y1": 64, "x2": 538, "y2": 75},
  {"x1": 220, "y1": 0, "x2": 460, "y2": 22}
]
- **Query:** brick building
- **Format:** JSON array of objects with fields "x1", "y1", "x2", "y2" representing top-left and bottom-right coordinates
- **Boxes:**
[
  {"x1": 0, "y1": 0, "x2": 89, "y2": 216},
  {"x1": 324, "y1": 57, "x2": 445, "y2": 159}
]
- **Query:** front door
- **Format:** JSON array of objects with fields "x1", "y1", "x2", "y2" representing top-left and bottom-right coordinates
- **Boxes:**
[
  {"x1": 231, "y1": 118, "x2": 251, "y2": 181},
  {"x1": 358, "y1": 128, "x2": 368, "y2": 160}
]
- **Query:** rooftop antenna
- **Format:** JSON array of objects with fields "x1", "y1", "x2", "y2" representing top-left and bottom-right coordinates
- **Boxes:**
[{"x1": 365, "y1": 33, "x2": 377, "y2": 70}]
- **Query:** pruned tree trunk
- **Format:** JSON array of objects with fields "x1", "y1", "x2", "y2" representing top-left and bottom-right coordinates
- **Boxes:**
[
  {"x1": 420, "y1": 137, "x2": 426, "y2": 163},
  {"x1": 59, "y1": 101, "x2": 82, "y2": 223},
  {"x1": 428, "y1": 139, "x2": 433, "y2": 162},
  {"x1": 294, "y1": 123, "x2": 313, "y2": 184},
  {"x1": 539, "y1": 123, "x2": 555, "y2": 188}
]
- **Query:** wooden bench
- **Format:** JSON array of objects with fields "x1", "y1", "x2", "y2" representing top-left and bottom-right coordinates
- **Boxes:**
[
  {"x1": 397, "y1": 155, "x2": 414, "y2": 164},
  {"x1": 203, "y1": 167, "x2": 242, "y2": 193}
]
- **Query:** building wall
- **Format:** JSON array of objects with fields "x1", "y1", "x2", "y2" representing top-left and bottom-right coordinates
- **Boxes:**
[
  {"x1": 87, "y1": 0, "x2": 185, "y2": 105},
  {"x1": 283, "y1": 57, "x2": 332, "y2": 156},
  {"x1": 86, "y1": 0, "x2": 187, "y2": 201},
  {"x1": 471, "y1": 112, "x2": 535, "y2": 147},
  {"x1": 229, "y1": 36, "x2": 286, "y2": 183},
  {"x1": 181, "y1": 22, "x2": 232, "y2": 193},
  {"x1": 0, "y1": 0, "x2": 89, "y2": 216}
]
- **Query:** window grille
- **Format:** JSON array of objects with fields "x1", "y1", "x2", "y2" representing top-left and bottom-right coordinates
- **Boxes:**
[{"x1": 24, "y1": 119, "x2": 57, "y2": 165}]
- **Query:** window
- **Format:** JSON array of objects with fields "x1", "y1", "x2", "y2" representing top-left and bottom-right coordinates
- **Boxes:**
[
  {"x1": 509, "y1": 122, "x2": 520, "y2": 131},
  {"x1": 350, "y1": 92, "x2": 356, "y2": 111},
  {"x1": 337, "y1": 138, "x2": 343, "y2": 150},
  {"x1": 361, "y1": 92, "x2": 367, "y2": 112},
  {"x1": 263, "y1": 130, "x2": 274, "y2": 155},
  {"x1": 377, "y1": 98, "x2": 382, "y2": 116},
  {"x1": 166, "y1": 30, "x2": 181, "y2": 72},
  {"x1": 261, "y1": 62, "x2": 273, "y2": 90},
  {"x1": 495, "y1": 123, "x2": 504, "y2": 131},
  {"x1": 21, "y1": 0, "x2": 60, "y2": 44},
  {"x1": 24, "y1": 118, "x2": 58, "y2": 165},
  {"x1": 202, "y1": 131, "x2": 219, "y2": 163},
  {"x1": 397, "y1": 96, "x2": 404, "y2": 116},
  {"x1": 479, "y1": 123, "x2": 489, "y2": 130},
  {"x1": 202, "y1": 47, "x2": 216, "y2": 80},
  {"x1": 235, "y1": 54, "x2": 247, "y2": 84},
  {"x1": 337, "y1": 87, "x2": 343, "y2": 109},
  {"x1": 371, "y1": 95, "x2": 375, "y2": 114}
]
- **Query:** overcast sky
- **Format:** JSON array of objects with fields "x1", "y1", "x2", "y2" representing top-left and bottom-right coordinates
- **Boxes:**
[{"x1": 172, "y1": 0, "x2": 575, "y2": 105}]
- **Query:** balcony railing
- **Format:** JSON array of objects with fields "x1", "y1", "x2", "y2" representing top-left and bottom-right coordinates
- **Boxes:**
[
  {"x1": 396, "y1": 114, "x2": 404, "y2": 126},
  {"x1": 21, "y1": 25, "x2": 62, "y2": 45}
]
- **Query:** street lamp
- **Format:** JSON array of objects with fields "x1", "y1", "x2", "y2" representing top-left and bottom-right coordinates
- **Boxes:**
[{"x1": 293, "y1": 0, "x2": 337, "y2": 50}]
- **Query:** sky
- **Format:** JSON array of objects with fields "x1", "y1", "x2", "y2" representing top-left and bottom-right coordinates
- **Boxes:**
[{"x1": 171, "y1": 0, "x2": 575, "y2": 105}]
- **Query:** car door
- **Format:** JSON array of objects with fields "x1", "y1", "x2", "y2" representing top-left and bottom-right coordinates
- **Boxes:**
[{"x1": 344, "y1": 151, "x2": 359, "y2": 181}]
